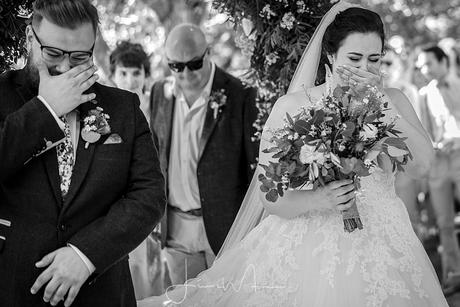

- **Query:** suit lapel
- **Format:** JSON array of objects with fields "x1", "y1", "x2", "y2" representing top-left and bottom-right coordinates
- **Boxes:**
[
  {"x1": 13, "y1": 70, "x2": 63, "y2": 204},
  {"x1": 163, "y1": 94, "x2": 175, "y2": 163},
  {"x1": 199, "y1": 67, "x2": 228, "y2": 159},
  {"x1": 42, "y1": 147, "x2": 62, "y2": 205},
  {"x1": 155, "y1": 80, "x2": 175, "y2": 166}
]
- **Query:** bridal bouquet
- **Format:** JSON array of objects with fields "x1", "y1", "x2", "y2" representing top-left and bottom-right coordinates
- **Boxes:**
[{"x1": 259, "y1": 85, "x2": 412, "y2": 232}]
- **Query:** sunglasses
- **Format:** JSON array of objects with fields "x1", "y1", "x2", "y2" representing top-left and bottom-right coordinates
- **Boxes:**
[
  {"x1": 31, "y1": 27, "x2": 94, "y2": 65},
  {"x1": 167, "y1": 49, "x2": 208, "y2": 73},
  {"x1": 381, "y1": 60, "x2": 393, "y2": 66}
]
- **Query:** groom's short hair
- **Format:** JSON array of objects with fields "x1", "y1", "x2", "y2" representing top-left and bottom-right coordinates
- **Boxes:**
[{"x1": 32, "y1": 0, "x2": 99, "y2": 34}]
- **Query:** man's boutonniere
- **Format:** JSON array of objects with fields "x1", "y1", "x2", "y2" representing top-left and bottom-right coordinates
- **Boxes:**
[
  {"x1": 81, "y1": 106, "x2": 111, "y2": 149},
  {"x1": 164, "y1": 76, "x2": 175, "y2": 100},
  {"x1": 209, "y1": 89, "x2": 227, "y2": 120}
]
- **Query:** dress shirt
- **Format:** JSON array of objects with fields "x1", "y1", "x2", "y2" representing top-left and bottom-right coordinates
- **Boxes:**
[{"x1": 421, "y1": 76, "x2": 460, "y2": 145}]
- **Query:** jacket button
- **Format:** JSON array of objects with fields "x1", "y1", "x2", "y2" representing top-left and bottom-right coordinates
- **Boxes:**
[{"x1": 59, "y1": 224, "x2": 66, "y2": 231}]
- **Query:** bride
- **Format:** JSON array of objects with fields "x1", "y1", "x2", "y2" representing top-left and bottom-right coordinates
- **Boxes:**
[{"x1": 139, "y1": 2, "x2": 448, "y2": 306}]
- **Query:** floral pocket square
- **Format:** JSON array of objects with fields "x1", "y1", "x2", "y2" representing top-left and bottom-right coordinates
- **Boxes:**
[{"x1": 103, "y1": 133, "x2": 123, "y2": 144}]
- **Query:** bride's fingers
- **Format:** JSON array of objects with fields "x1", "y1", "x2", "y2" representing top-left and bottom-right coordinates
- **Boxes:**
[
  {"x1": 336, "y1": 192, "x2": 355, "y2": 205},
  {"x1": 349, "y1": 75, "x2": 366, "y2": 84},
  {"x1": 343, "y1": 67, "x2": 382, "y2": 87},
  {"x1": 336, "y1": 72, "x2": 349, "y2": 83},
  {"x1": 334, "y1": 184, "x2": 355, "y2": 197},
  {"x1": 342, "y1": 65, "x2": 374, "y2": 78},
  {"x1": 336, "y1": 67, "x2": 352, "y2": 80},
  {"x1": 337, "y1": 67, "x2": 371, "y2": 86},
  {"x1": 336, "y1": 198, "x2": 355, "y2": 212},
  {"x1": 349, "y1": 74, "x2": 380, "y2": 88},
  {"x1": 327, "y1": 180, "x2": 353, "y2": 190}
]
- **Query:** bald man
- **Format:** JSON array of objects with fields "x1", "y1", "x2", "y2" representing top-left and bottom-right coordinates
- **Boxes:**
[{"x1": 149, "y1": 24, "x2": 259, "y2": 284}]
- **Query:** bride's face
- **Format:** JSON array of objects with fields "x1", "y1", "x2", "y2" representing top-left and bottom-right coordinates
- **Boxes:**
[{"x1": 330, "y1": 32, "x2": 383, "y2": 84}]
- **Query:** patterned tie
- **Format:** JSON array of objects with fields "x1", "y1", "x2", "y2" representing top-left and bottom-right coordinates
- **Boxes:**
[{"x1": 56, "y1": 116, "x2": 74, "y2": 198}]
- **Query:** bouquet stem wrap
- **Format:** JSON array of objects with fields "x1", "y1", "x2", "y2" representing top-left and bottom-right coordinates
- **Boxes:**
[
  {"x1": 342, "y1": 199, "x2": 363, "y2": 232},
  {"x1": 339, "y1": 174, "x2": 363, "y2": 233}
]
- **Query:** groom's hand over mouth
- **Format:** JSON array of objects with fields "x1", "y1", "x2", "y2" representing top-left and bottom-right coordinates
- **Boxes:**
[
  {"x1": 30, "y1": 246, "x2": 91, "y2": 306},
  {"x1": 37, "y1": 60, "x2": 99, "y2": 117}
]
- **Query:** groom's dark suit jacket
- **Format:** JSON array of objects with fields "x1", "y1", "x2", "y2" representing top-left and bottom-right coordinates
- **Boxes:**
[
  {"x1": 0, "y1": 69, "x2": 166, "y2": 307},
  {"x1": 149, "y1": 66, "x2": 259, "y2": 254}
]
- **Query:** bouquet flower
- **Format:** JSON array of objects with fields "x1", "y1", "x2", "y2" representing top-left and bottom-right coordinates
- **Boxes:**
[{"x1": 259, "y1": 85, "x2": 412, "y2": 232}]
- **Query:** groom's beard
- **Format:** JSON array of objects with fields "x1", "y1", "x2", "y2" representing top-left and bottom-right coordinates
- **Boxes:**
[
  {"x1": 23, "y1": 51, "x2": 40, "y2": 90},
  {"x1": 23, "y1": 50, "x2": 62, "y2": 90}
]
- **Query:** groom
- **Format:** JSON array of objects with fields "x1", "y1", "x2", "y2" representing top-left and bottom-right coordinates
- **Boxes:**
[
  {"x1": 150, "y1": 24, "x2": 259, "y2": 284},
  {"x1": 0, "y1": 0, "x2": 165, "y2": 306}
]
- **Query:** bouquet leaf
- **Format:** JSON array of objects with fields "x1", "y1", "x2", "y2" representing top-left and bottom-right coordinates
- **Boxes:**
[
  {"x1": 294, "y1": 119, "x2": 311, "y2": 135},
  {"x1": 266, "y1": 189, "x2": 279, "y2": 202}
]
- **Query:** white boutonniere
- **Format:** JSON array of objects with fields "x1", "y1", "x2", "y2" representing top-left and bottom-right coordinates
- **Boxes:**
[
  {"x1": 164, "y1": 77, "x2": 175, "y2": 100},
  {"x1": 209, "y1": 89, "x2": 227, "y2": 119},
  {"x1": 81, "y1": 103, "x2": 111, "y2": 149}
]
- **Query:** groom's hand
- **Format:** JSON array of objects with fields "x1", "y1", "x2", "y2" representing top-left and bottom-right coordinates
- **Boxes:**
[
  {"x1": 30, "y1": 247, "x2": 91, "y2": 306},
  {"x1": 37, "y1": 60, "x2": 99, "y2": 117}
]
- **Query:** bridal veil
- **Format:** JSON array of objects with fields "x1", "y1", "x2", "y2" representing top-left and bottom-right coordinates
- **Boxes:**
[{"x1": 217, "y1": 1, "x2": 357, "y2": 258}]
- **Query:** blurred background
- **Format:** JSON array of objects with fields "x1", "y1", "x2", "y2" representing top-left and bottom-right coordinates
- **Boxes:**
[{"x1": 3, "y1": 0, "x2": 460, "y2": 85}]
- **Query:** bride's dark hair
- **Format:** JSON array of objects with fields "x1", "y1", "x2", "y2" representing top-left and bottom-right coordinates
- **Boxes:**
[{"x1": 316, "y1": 7, "x2": 385, "y2": 84}]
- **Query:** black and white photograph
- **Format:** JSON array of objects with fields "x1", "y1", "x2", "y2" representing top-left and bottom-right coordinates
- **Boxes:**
[{"x1": 1, "y1": 0, "x2": 460, "y2": 306}]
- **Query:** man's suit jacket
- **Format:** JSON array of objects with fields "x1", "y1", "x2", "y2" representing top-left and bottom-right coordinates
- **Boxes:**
[
  {"x1": 0, "y1": 69, "x2": 166, "y2": 307},
  {"x1": 149, "y1": 66, "x2": 259, "y2": 255}
]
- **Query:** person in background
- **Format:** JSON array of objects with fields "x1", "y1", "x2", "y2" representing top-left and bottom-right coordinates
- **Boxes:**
[
  {"x1": 110, "y1": 41, "x2": 151, "y2": 124},
  {"x1": 418, "y1": 45, "x2": 460, "y2": 290},
  {"x1": 149, "y1": 23, "x2": 259, "y2": 285},
  {"x1": 381, "y1": 48, "x2": 424, "y2": 236},
  {"x1": 109, "y1": 41, "x2": 169, "y2": 299}
]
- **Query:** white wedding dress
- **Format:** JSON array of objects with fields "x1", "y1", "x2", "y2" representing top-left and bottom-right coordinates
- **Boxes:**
[{"x1": 138, "y1": 90, "x2": 448, "y2": 307}]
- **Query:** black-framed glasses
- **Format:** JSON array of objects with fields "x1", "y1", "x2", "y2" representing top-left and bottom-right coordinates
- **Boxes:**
[
  {"x1": 167, "y1": 49, "x2": 208, "y2": 73},
  {"x1": 31, "y1": 27, "x2": 94, "y2": 65}
]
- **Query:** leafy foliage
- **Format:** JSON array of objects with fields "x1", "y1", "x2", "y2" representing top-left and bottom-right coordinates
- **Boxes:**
[
  {"x1": 212, "y1": 0, "x2": 336, "y2": 142},
  {"x1": 359, "y1": 0, "x2": 460, "y2": 48},
  {"x1": 0, "y1": 0, "x2": 34, "y2": 73}
]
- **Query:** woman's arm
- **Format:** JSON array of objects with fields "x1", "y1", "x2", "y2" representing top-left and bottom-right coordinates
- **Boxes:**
[
  {"x1": 384, "y1": 88, "x2": 435, "y2": 178},
  {"x1": 259, "y1": 179, "x2": 355, "y2": 219}
]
